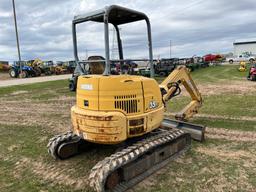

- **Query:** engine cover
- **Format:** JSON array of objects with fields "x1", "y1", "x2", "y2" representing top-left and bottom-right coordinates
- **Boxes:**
[{"x1": 72, "y1": 75, "x2": 164, "y2": 144}]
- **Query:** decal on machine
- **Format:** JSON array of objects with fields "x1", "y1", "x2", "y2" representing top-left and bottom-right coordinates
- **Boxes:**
[
  {"x1": 81, "y1": 84, "x2": 93, "y2": 90},
  {"x1": 149, "y1": 100, "x2": 158, "y2": 109}
]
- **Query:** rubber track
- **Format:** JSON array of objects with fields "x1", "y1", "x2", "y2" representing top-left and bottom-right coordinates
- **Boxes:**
[
  {"x1": 47, "y1": 131, "x2": 81, "y2": 159},
  {"x1": 89, "y1": 129, "x2": 190, "y2": 192}
]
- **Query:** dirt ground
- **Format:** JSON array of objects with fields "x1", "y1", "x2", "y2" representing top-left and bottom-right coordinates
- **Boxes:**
[
  {"x1": 181, "y1": 80, "x2": 256, "y2": 96},
  {"x1": 0, "y1": 94, "x2": 75, "y2": 134},
  {"x1": 6, "y1": 94, "x2": 254, "y2": 192},
  {"x1": 0, "y1": 72, "x2": 11, "y2": 80}
]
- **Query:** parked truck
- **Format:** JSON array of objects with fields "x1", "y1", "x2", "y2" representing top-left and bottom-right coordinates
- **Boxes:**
[{"x1": 226, "y1": 53, "x2": 255, "y2": 64}]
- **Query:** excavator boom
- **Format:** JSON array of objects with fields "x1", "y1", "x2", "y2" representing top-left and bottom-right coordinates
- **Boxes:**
[{"x1": 160, "y1": 66, "x2": 202, "y2": 120}]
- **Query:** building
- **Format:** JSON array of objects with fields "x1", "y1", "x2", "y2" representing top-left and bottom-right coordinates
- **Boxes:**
[{"x1": 233, "y1": 40, "x2": 256, "y2": 56}]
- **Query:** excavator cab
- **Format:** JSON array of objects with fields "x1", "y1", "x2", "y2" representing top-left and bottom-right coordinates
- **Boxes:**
[
  {"x1": 69, "y1": 5, "x2": 154, "y2": 91},
  {"x1": 48, "y1": 5, "x2": 204, "y2": 192},
  {"x1": 72, "y1": 5, "x2": 154, "y2": 77}
]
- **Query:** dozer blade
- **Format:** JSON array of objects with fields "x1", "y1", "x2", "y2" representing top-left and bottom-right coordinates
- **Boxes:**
[
  {"x1": 161, "y1": 118, "x2": 206, "y2": 142},
  {"x1": 89, "y1": 128, "x2": 191, "y2": 192}
]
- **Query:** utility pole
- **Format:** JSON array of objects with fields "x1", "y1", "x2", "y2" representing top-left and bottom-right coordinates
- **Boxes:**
[
  {"x1": 169, "y1": 40, "x2": 171, "y2": 59},
  {"x1": 12, "y1": 0, "x2": 22, "y2": 75}
]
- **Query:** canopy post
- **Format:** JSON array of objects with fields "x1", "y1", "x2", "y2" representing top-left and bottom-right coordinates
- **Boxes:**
[{"x1": 103, "y1": 12, "x2": 110, "y2": 75}]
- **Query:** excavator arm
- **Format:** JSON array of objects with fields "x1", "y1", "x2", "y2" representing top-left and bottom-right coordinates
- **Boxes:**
[{"x1": 159, "y1": 66, "x2": 202, "y2": 121}]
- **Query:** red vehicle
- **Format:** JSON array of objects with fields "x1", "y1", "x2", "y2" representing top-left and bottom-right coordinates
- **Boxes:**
[
  {"x1": 203, "y1": 54, "x2": 223, "y2": 62},
  {"x1": 248, "y1": 64, "x2": 256, "y2": 81}
]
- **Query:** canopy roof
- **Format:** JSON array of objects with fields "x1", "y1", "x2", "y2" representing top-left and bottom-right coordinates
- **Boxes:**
[{"x1": 73, "y1": 5, "x2": 148, "y2": 25}]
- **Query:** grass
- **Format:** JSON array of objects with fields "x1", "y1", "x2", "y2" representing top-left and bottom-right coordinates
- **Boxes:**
[
  {"x1": 169, "y1": 94, "x2": 256, "y2": 118},
  {"x1": 156, "y1": 64, "x2": 248, "y2": 84},
  {"x1": 0, "y1": 65, "x2": 255, "y2": 192},
  {"x1": 0, "y1": 124, "x2": 47, "y2": 158},
  {"x1": 0, "y1": 164, "x2": 75, "y2": 192},
  {"x1": 0, "y1": 124, "x2": 81, "y2": 192},
  {"x1": 192, "y1": 118, "x2": 256, "y2": 131},
  {"x1": 191, "y1": 64, "x2": 247, "y2": 84},
  {"x1": 135, "y1": 139, "x2": 256, "y2": 192},
  {"x1": 0, "y1": 80, "x2": 75, "y2": 100}
]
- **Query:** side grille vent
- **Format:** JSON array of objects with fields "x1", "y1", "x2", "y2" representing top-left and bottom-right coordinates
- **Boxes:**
[{"x1": 114, "y1": 95, "x2": 138, "y2": 114}]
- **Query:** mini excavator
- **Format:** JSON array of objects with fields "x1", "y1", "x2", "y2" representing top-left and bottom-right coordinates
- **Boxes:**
[{"x1": 47, "y1": 5, "x2": 205, "y2": 192}]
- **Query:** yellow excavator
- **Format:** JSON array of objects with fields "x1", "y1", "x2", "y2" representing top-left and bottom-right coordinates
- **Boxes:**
[
  {"x1": 47, "y1": 5, "x2": 205, "y2": 192},
  {"x1": 27, "y1": 58, "x2": 43, "y2": 76}
]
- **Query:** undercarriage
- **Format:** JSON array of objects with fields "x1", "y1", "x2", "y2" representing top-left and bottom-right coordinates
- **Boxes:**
[{"x1": 47, "y1": 120, "x2": 204, "y2": 192}]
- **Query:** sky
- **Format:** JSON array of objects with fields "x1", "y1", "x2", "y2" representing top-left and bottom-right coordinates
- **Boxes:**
[{"x1": 1, "y1": 0, "x2": 256, "y2": 61}]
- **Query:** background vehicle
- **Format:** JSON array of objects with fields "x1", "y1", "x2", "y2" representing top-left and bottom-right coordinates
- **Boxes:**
[
  {"x1": 247, "y1": 64, "x2": 256, "y2": 81},
  {"x1": 9, "y1": 61, "x2": 35, "y2": 78},
  {"x1": 227, "y1": 53, "x2": 255, "y2": 64},
  {"x1": 27, "y1": 59, "x2": 43, "y2": 76},
  {"x1": 179, "y1": 57, "x2": 203, "y2": 71},
  {"x1": 48, "y1": 5, "x2": 205, "y2": 192},
  {"x1": 54, "y1": 61, "x2": 68, "y2": 75},
  {"x1": 154, "y1": 58, "x2": 179, "y2": 76},
  {"x1": 238, "y1": 61, "x2": 247, "y2": 72},
  {"x1": 64, "y1": 60, "x2": 77, "y2": 74},
  {"x1": 203, "y1": 54, "x2": 224, "y2": 63},
  {"x1": 110, "y1": 61, "x2": 121, "y2": 74},
  {"x1": 123, "y1": 60, "x2": 138, "y2": 75},
  {"x1": 192, "y1": 56, "x2": 209, "y2": 68},
  {"x1": 0, "y1": 61, "x2": 10, "y2": 72},
  {"x1": 138, "y1": 66, "x2": 151, "y2": 77},
  {"x1": 42, "y1": 61, "x2": 55, "y2": 75}
]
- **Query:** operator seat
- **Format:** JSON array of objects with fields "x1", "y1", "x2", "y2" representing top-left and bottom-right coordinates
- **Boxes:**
[{"x1": 88, "y1": 56, "x2": 105, "y2": 74}]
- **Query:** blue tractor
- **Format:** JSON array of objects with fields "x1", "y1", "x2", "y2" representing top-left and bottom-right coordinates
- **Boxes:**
[{"x1": 9, "y1": 61, "x2": 36, "y2": 78}]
